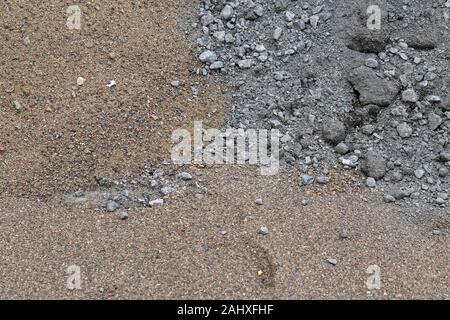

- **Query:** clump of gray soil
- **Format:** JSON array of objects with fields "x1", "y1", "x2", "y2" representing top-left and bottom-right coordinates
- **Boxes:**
[{"x1": 193, "y1": 0, "x2": 450, "y2": 217}]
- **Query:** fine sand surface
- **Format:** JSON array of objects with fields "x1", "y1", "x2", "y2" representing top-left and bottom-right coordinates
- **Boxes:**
[{"x1": 0, "y1": 167, "x2": 448, "y2": 299}]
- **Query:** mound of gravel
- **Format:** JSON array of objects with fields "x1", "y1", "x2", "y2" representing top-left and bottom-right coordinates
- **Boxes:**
[{"x1": 193, "y1": 0, "x2": 450, "y2": 214}]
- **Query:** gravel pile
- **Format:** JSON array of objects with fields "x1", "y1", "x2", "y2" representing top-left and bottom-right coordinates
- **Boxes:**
[{"x1": 193, "y1": 0, "x2": 450, "y2": 215}]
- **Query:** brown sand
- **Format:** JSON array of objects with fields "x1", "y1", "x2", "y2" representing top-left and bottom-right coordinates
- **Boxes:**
[
  {"x1": 0, "y1": 0, "x2": 225, "y2": 197},
  {"x1": 0, "y1": 166, "x2": 448, "y2": 299}
]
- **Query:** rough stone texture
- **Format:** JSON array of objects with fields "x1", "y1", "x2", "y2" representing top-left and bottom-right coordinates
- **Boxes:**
[
  {"x1": 361, "y1": 151, "x2": 387, "y2": 180},
  {"x1": 322, "y1": 119, "x2": 346, "y2": 145},
  {"x1": 346, "y1": 32, "x2": 389, "y2": 54},
  {"x1": 348, "y1": 66, "x2": 400, "y2": 107}
]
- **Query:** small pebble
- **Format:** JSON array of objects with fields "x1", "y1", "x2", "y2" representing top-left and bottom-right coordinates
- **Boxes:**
[
  {"x1": 273, "y1": 27, "x2": 283, "y2": 41},
  {"x1": 106, "y1": 200, "x2": 119, "y2": 212},
  {"x1": 414, "y1": 169, "x2": 425, "y2": 179},
  {"x1": 220, "y1": 5, "x2": 234, "y2": 20},
  {"x1": 199, "y1": 50, "x2": 218, "y2": 64},
  {"x1": 107, "y1": 80, "x2": 117, "y2": 88},
  {"x1": 171, "y1": 80, "x2": 181, "y2": 87},
  {"x1": 149, "y1": 198, "x2": 164, "y2": 206},
  {"x1": 316, "y1": 176, "x2": 328, "y2": 184},
  {"x1": 258, "y1": 226, "x2": 269, "y2": 235},
  {"x1": 150, "y1": 180, "x2": 158, "y2": 189},
  {"x1": 301, "y1": 198, "x2": 310, "y2": 206},
  {"x1": 74, "y1": 190, "x2": 84, "y2": 198},
  {"x1": 77, "y1": 77, "x2": 86, "y2": 86},
  {"x1": 23, "y1": 36, "x2": 31, "y2": 45},
  {"x1": 301, "y1": 175, "x2": 315, "y2": 186},
  {"x1": 327, "y1": 258, "x2": 337, "y2": 266},
  {"x1": 339, "y1": 230, "x2": 349, "y2": 240},
  {"x1": 383, "y1": 195, "x2": 396, "y2": 203},
  {"x1": 176, "y1": 172, "x2": 193, "y2": 180},
  {"x1": 120, "y1": 211, "x2": 129, "y2": 220},
  {"x1": 13, "y1": 101, "x2": 23, "y2": 111},
  {"x1": 161, "y1": 186, "x2": 175, "y2": 195},
  {"x1": 365, "y1": 58, "x2": 379, "y2": 68},
  {"x1": 366, "y1": 177, "x2": 377, "y2": 188}
]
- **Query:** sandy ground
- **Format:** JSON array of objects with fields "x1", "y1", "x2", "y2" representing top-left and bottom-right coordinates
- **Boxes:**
[
  {"x1": 0, "y1": 0, "x2": 225, "y2": 197},
  {"x1": 0, "y1": 1, "x2": 448, "y2": 299},
  {"x1": 0, "y1": 166, "x2": 448, "y2": 299}
]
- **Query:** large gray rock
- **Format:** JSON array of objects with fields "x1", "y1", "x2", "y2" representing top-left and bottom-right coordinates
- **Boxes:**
[
  {"x1": 348, "y1": 66, "x2": 399, "y2": 107},
  {"x1": 361, "y1": 151, "x2": 387, "y2": 180},
  {"x1": 322, "y1": 119, "x2": 346, "y2": 145},
  {"x1": 347, "y1": 32, "x2": 389, "y2": 53},
  {"x1": 403, "y1": 33, "x2": 436, "y2": 50}
]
